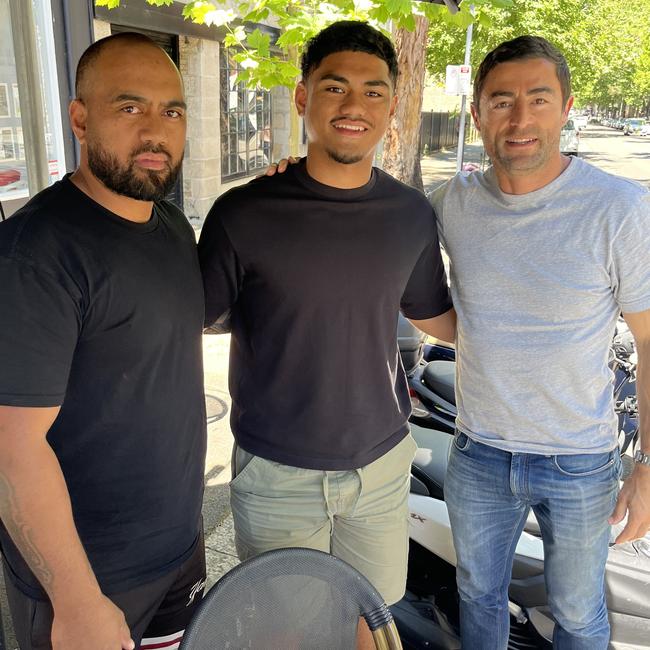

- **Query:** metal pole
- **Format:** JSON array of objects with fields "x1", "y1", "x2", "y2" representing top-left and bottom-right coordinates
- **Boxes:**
[
  {"x1": 455, "y1": 4, "x2": 475, "y2": 173},
  {"x1": 9, "y1": 0, "x2": 50, "y2": 194}
]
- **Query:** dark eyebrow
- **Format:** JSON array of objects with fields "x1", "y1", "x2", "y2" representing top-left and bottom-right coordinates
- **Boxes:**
[
  {"x1": 489, "y1": 86, "x2": 555, "y2": 99},
  {"x1": 111, "y1": 93, "x2": 187, "y2": 110},
  {"x1": 319, "y1": 74, "x2": 390, "y2": 89},
  {"x1": 526, "y1": 86, "x2": 554, "y2": 95}
]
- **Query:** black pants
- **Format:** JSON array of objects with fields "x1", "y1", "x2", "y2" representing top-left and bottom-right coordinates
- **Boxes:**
[{"x1": 2, "y1": 533, "x2": 206, "y2": 650}]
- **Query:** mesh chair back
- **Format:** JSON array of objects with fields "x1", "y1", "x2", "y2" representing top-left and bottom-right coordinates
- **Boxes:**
[{"x1": 180, "y1": 547, "x2": 401, "y2": 649}]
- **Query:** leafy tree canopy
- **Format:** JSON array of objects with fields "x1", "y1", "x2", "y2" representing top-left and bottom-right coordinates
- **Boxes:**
[
  {"x1": 97, "y1": 0, "x2": 511, "y2": 89},
  {"x1": 426, "y1": 0, "x2": 650, "y2": 111}
]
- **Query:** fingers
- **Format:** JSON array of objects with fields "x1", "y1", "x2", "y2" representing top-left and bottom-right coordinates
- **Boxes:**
[
  {"x1": 264, "y1": 162, "x2": 279, "y2": 177},
  {"x1": 122, "y1": 632, "x2": 135, "y2": 650},
  {"x1": 614, "y1": 516, "x2": 645, "y2": 544},
  {"x1": 608, "y1": 493, "x2": 628, "y2": 526}
]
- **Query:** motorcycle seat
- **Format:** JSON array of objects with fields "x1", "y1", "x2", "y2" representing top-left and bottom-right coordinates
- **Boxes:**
[
  {"x1": 422, "y1": 360, "x2": 456, "y2": 405},
  {"x1": 410, "y1": 426, "x2": 453, "y2": 492}
]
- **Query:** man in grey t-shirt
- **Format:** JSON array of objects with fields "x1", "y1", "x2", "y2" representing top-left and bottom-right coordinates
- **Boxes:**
[{"x1": 431, "y1": 36, "x2": 650, "y2": 649}]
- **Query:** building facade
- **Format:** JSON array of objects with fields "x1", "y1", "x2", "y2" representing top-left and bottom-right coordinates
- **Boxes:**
[{"x1": 0, "y1": 0, "x2": 295, "y2": 223}]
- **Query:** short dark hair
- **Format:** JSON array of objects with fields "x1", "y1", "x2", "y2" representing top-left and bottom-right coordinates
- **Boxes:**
[
  {"x1": 301, "y1": 21, "x2": 398, "y2": 87},
  {"x1": 473, "y1": 35, "x2": 571, "y2": 108},
  {"x1": 75, "y1": 32, "x2": 168, "y2": 99}
]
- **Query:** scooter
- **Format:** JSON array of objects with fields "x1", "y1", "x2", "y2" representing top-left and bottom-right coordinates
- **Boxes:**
[{"x1": 391, "y1": 316, "x2": 650, "y2": 650}]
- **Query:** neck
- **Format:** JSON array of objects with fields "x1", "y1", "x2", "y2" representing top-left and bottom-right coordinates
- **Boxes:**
[
  {"x1": 69, "y1": 165, "x2": 153, "y2": 223},
  {"x1": 305, "y1": 146, "x2": 374, "y2": 189},
  {"x1": 494, "y1": 154, "x2": 571, "y2": 195}
]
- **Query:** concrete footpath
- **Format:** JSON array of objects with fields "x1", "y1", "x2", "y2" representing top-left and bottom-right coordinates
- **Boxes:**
[{"x1": 0, "y1": 141, "x2": 482, "y2": 648}]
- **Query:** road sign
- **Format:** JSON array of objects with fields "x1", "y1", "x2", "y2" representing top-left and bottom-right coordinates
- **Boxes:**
[{"x1": 445, "y1": 64, "x2": 472, "y2": 96}]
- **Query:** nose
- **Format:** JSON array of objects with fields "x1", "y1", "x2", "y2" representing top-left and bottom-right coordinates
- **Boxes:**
[
  {"x1": 509, "y1": 99, "x2": 532, "y2": 128},
  {"x1": 139, "y1": 111, "x2": 167, "y2": 145},
  {"x1": 339, "y1": 89, "x2": 366, "y2": 118}
]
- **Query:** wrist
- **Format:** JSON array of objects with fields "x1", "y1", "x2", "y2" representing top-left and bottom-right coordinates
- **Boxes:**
[{"x1": 633, "y1": 449, "x2": 650, "y2": 468}]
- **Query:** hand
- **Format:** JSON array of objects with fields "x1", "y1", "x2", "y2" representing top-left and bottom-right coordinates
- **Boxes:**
[
  {"x1": 51, "y1": 594, "x2": 135, "y2": 650},
  {"x1": 263, "y1": 156, "x2": 300, "y2": 176},
  {"x1": 609, "y1": 463, "x2": 650, "y2": 544}
]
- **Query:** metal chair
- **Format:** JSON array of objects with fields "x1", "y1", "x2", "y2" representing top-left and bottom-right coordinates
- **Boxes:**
[{"x1": 180, "y1": 547, "x2": 403, "y2": 649}]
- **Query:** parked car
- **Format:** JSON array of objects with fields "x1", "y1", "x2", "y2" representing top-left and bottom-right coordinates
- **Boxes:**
[
  {"x1": 640, "y1": 124, "x2": 650, "y2": 137},
  {"x1": 560, "y1": 118, "x2": 579, "y2": 155},
  {"x1": 572, "y1": 114, "x2": 589, "y2": 131},
  {"x1": 624, "y1": 118, "x2": 647, "y2": 135}
]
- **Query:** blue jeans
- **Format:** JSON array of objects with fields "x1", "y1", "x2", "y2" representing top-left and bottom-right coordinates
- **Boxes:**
[{"x1": 445, "y1": 432, "x2": 621, "y2": 650}]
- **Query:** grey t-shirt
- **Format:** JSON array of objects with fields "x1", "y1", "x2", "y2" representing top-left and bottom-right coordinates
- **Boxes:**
[{"x1": 432, "y1": 156, "x2": 650, "y2": 454}]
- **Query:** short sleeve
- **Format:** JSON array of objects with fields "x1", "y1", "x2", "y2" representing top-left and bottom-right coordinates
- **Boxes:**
[
  {"x1": 197, "y1": 202, "x2": 244, "y2": 328},
  {"x1": 0, "y1": 257, "x2": 81, "y2": 406},
  {"x1": 611, "y1": 193, "x2": 650, "y2": 314},
  {"x1": 400, "y1": 229, "x2": 452, "y2": 320}
]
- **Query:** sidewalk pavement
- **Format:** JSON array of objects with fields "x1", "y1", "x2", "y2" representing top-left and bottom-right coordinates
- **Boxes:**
[{"x1": 0, "y1": 141, "x2": 482, "y2": 648}]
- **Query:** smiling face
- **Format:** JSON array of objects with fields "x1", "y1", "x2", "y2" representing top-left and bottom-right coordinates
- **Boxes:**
[
  {"x1": 295, "y1": 50, "x2": 396, "y2": 175},
  {"x1": 71, "y1": 41, "x2": 186, "y2": 202},
  {"x1": 471, "y1": 57, "x2": 573, "y2": 193}
]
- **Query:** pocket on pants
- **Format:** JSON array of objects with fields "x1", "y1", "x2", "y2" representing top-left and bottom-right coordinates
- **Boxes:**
[
  {"x1": 552, "y1": 450, "x2": 616, "y2": 477},
  {"x1": 229, "y1": 448, "x2": 262, "y2": 489},
  {"x1": 453, "y1": 431, "x2": 472, "y2": 452}
]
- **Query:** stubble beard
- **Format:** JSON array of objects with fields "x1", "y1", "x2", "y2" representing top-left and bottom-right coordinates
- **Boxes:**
[
  {"x1": 87, "y1": 141, "x2": 183, "y2": 202},
  {"x1": 325, "y1": 148, "x2": 366, "y2": 165},
  {"x1": 491, "y1": 131, "x2": 560, "y2": 175}
]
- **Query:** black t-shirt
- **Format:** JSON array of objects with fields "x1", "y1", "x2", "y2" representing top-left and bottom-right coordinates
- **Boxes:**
[
  {"x1": 198, "y1": 160, "x2": 451, "y2": 470},
  {"x1": 0, "y1": 176, "x2": 206, "y2": 598}
]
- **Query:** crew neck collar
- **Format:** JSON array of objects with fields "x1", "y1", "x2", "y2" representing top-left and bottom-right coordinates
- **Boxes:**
[
  {"x1": 62, "y1": 174, "x2": 160, "y2": 232},
  {"x1": 293, "y1": 158, "x2": 377, "y2": 200}
]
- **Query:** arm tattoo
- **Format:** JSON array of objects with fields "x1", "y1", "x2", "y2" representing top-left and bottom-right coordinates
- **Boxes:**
[{"x1": 0, "y1": 470, "x2": 54, "y2": 589}]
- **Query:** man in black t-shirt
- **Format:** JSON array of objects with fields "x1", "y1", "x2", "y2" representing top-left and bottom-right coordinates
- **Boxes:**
[
  {"x1": 198, "y1": 21, "x2": 455, "y2": 647},
  {"x1": 0, "y1": 34, "x2": 206, "y2": 650}
]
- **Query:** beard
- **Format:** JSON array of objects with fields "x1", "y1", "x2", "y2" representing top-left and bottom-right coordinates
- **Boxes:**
[
  {"x1": 325, "y1": 148, "x2": 365, "y2": 165},
  {"x1": 87, "y1": 141, "x2": 183, "y2": 202}
]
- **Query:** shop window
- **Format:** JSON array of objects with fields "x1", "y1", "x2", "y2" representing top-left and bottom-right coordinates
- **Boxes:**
[
  {"x1": 0, "y1": 1, "x2": 66, "y2": 202},
  {"x1": 220, "y1": 46, "x2": 272, "y2": 181},
  {"x1": 0, "y1": 85, "x2": 9, "y2": 118}
]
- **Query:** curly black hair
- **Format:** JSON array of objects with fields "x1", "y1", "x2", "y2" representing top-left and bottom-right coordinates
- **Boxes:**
[{"x1": 301, "y1": 21, "x2": 398, "y2": 87}]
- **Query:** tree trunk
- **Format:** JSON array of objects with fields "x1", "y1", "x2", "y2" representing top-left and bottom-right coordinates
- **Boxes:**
[
  {"x1": 381, "y1": 17, "x2": 429, "y2": 191},
  {"x1": 287, "y1": 45, "x2": 301, "y2": 155}
]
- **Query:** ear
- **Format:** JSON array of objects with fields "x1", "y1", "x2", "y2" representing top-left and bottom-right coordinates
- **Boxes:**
[
  {"x1": 470, "y1": 102, "x2": 481, "y2": 131},
  {"x1": 562, "y1": 96, "x2": 574, "y2": 122},
  {"x1": 389, "y1": 94, "x2": 398, "y2": 120},
  {"x1": 295, "y1": 81, "x2": 307, "y2": 117},
  {"x1": 69, "y1": 99, "x2": 88, "y2": 145}
]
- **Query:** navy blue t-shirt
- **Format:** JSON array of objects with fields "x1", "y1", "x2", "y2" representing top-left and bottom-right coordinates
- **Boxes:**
[
  {"x1": 0, "y1": 177, "x2": 206, "y2": 597},
  {"x1": 198, "y1": 160, "x2": 451, "y2": 470}
]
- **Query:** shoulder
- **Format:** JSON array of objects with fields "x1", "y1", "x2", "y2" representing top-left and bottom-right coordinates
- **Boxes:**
[
  {"x1": 374, "y1": 168, "x2": 434, "y2": 216},
  {"x1": 429, "y1": 171, "x2": 483, "y2": 217},
  {"x1": 573, "y1": 157, "x2": 648, "y2": 205},
  {"x1": 0, "y1": 181, "x2": 71, "y2": 262},
  {"x1": 155, "y1": 200, "x2": 197, "y2": 242}
]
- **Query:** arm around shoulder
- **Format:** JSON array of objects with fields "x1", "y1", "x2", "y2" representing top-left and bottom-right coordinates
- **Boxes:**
[{"x1": 409, "y1": 307, "x2": 456, "y2": 345}]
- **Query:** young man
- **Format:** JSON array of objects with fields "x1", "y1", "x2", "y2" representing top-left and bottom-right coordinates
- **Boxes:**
[
  {"x1": 0, "y1": 34, "x2": 206, "y2": 650},
  {"x1": 198, "y1": 20, "x2": 454, "y2": 645},
  {"x1": 431, "y1": 36, "x2": 650, "y2": 648}
]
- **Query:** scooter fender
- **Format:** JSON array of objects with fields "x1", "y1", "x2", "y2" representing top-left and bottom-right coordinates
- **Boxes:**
[{"x1": 407, "y1": 493, "x2": 545, "y2": 565}]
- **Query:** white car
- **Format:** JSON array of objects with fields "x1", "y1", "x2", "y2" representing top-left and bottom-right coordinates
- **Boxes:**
[
  {"x1": 560, "y1": 119, "x2": 579, "y2": 156},
  {"x1": 572, "y1": 114, "x2": 589, "y2": 131}
]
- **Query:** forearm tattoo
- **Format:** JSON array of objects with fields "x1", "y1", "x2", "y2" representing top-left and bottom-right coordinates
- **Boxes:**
[{"x1": 0, "y1": 471, "x2": 54, "y2": 589}]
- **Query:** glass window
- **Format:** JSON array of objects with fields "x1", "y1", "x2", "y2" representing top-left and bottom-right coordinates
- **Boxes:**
[
  {"x1": 1, "y1": 128, "x2": 15, "y2": 160},
  {"x1": 220, "y1": 46, "x2": 272, "y2": 181},
  {"x1": 0, "y1": 0, "x2": 66, "y2": 202},
  {"x1": 0, "y1": 84, "x2": 9, "y2": 117}
]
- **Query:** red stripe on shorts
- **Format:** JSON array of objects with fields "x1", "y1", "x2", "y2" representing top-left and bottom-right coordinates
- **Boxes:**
[{"x1": 140, "y1": 635, "x2": 184, "y2": 649}]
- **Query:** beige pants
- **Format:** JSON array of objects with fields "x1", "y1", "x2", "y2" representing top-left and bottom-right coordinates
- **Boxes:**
[{"x1": 229, "y1": 434, "x2": 417, "y2": 605}]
